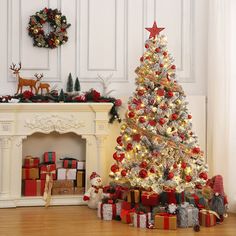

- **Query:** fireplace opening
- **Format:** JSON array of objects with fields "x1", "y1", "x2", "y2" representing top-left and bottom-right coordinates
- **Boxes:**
[{"x1": 21, "y1": 131, "x2": 86, "y2": 197}]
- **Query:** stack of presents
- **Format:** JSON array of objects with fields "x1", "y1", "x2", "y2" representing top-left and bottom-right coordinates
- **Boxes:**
[
  {"x1": 98, "y1": 175, "x2": 228, "y2": 230},
  {"x1": 22, "y1": 152, "x2": 85, "y2": 197}
]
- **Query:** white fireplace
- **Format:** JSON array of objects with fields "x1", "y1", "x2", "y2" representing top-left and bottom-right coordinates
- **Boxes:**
[{"x1": 0, "y1": 103, "x2": 112, "y2": 208}]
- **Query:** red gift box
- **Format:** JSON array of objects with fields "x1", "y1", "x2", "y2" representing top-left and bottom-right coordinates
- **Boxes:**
[
  {"x1": 40, "y1": 164, "x2": 56, "y2": 180},
  {"x1": 120, "y1": 208, "x2": 135, "y2": 224},
  {"x1": 141, "y1": 191, "x2": 159, "y2": 206},
  {"x1": 63, "y1": 159, "x2": 77, "y2": 169},
  {"x1": 24, "y1": 156, "x2": 40, "y2": 168},
  {"x1": 23, "y1": 179, "x2": 46, "y2": 196},
  {"x1": 22, "y1": 167, "x2": 39, "y2": 180},
  {"x1": 43, "y1": 152, "x2": 56, "y2": 163}
]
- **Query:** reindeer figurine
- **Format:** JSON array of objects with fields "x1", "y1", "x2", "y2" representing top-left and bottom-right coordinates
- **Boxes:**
[
  {"x1": 10, "y1": 63, "x2": 39, "y2": 94},
  {"x1": 35, "y1": 73, "x2": 50, "y2": 94}
]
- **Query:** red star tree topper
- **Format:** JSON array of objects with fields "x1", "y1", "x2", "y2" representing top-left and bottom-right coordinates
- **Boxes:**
[{"x1": 109, "y1": 22, "x2": 208, "y2": 194}]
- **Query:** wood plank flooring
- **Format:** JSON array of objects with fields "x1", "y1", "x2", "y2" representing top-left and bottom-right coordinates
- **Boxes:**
[{"x1": 0, "y1": 206, "x2": 235, "y2": 236}]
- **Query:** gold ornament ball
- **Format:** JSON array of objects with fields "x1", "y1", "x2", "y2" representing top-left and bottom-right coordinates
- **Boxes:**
[
  {"x1": 55, "y1": 15, "x2": 61, "y2": 19},
  {"x1": 166, "y1": 127, "x2": 172, "y2": 135},
  {"x1": 176, "y1": 99, "x2": 181, "y2": 105},
  {"x1": 121, "y1": 124, "x2": 127, "y2": 131},
  {"x1": 137, "y1": 77, "x2": 144, "y2": 83},
  {"x1": 33, "y1": 29, "x2": 38, "y2": 34},
  {"x1": 55, "y1": 39, "x2": 60, "y2": 45}
]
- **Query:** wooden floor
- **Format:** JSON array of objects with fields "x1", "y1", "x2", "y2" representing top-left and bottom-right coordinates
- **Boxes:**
[{"x1": 0, "y1": 206, "x2": 235, "y2": 236}]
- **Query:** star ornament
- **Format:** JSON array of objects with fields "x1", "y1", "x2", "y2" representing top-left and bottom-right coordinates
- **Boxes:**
[{"x1": 145, "y1": 21, "x2": 165, "y2": 39}]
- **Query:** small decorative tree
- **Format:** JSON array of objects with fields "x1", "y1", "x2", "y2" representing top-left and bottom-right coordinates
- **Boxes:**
[
  {"x1": 66, "y1": 73, "x2": 73, "y2": 93},
  {"x1": 58, "y1": 89, "x2": 65, "y2": 102},
  {"x1": 74, "y1": 77, "x2": 81, "y2": 92}
]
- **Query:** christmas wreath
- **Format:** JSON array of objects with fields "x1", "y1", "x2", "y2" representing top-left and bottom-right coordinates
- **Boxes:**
[{"x1": 28, "y1": 8, "x2": 71, "y2": 49}]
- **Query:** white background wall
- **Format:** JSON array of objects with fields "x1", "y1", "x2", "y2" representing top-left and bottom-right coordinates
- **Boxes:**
[{"x1": 0, "y1": 0, "x2": 208, "y2": 178}]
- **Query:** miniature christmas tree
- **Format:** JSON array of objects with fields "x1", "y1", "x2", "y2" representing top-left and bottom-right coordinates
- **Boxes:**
[
  {"x1": 66, "y1": 73, "x2": 73, "y2": 92},
  {"x1": 58, "y1": 89, "x2": 65, "y2": 102},
  {"x1": 109, "y1": 22, "x2": 208, "y2": 193},
  {"x1": 74, "y1": 77, "x2": 81, "y2": 92}
]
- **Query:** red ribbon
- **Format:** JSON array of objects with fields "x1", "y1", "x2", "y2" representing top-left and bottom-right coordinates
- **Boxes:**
[
  {"x1": 157, "y1": 213, "x2": 174, "y2": 230},
  {"x1": 100, "y1": 203, "x2": 104, "y2": 219},
  {"x1": 167, "y1": 190, "x2": 176, "y2": 204},
  {"x1": 191, "y1": 194, "x2": 199, "y2": 205},
  {"x1": 136, "y1": 212, "x2": 149, "y2": 228}
]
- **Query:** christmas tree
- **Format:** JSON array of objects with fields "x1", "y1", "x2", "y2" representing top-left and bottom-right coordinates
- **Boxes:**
[
  {"x1": 109, "y1": 22, "x2": 208, "y2": 193},
  {"x1": 66, "y1": 73, "x2": 73, "y2": 92},
  {"x1": 58, "y1": 89, "x2": 65, "y2": 102},
  {"x1": 74, "y1": 77, "x2": 81, "y2": 92}
]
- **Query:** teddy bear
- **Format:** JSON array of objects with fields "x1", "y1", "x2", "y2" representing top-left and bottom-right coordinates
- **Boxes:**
[{"x1": 83, "y1": 172, "x2": 103, "y2": 209}]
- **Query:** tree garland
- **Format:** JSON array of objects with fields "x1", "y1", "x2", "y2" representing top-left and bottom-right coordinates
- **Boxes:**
[{"x1": 28, "y1": 8, "x2": 71, "y2": 49}]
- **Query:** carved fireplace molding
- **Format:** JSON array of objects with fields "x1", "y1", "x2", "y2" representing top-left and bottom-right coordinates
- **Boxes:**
[{"x1": 0, "y1": 103, "x2": 112, "y2": 208}]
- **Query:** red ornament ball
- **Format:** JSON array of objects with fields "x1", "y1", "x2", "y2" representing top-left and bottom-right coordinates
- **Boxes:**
[
  {"x1": 160, "y1": 64, "x2": 164, "y2": 68},
  {"x1": 171, "y1": 113, "x2": 178, "y2": 120},
  {"x1": 155, "y1": 48, "x2": 161, "y2": 53},
  {"x1": 181, "y1": 162, "x2": 187, "y2": 169},
  {"x1": 121, "y1": 169, "x2": 127, "y2": 177},
  {"x1": 115, "y1": 99, "x2": 122, "y2": 107},
  {"x1": 160, "y1": 104, "x2": 167, "y2": 110},
  {"x1": 137, "y1": 89, "x2": 145, "y2": 96},
  {"x1": 139, "y1": 169, "x2": 148, "y2": 178},
  {"x1": 126, "y1": 143, "x2": 133, "y2": 151},
  {"x1": 139, "y1": 161, "x2": 148, "y2": 168},
  {"x1": 173, "y1": 163, "x2": 178, "y2": 169},
  {"x1": 186, "y1": 175, "x2": 192, "y2": 182},
  {"x1": 171, "y1": 65, "x2": 176, "y2": 70},
  {"x1": 156, "y1": 89, "x2": 165, "y2": 96},
  {"x1": 128, "y1": 111, "x2": 135, "y2": 118},
  {"x1": 163, "y1": 52, "x2": 168, "y2": 57},
  {"x1": 116, "y1": 136, "x2": 122, "y2": 145},
  {"x1": 140, "y1": 56, "x2": 144, "y2": 62},
  {"x1": 139, "y1": 116, "x2": 146, "y2": 123},
  {"x1": 149, "y1": 120, "x2": 157, "y2": 126},
  {"x1": 167, "y1": 91, "x2": 174, "y2": 98},
  {"x1": 168, "y1": 172, "x2": 174, "y2": 180},
  {"x1": 111, "y1": 164, "x2": 119, "y2": 173},
  {"x1": 159, "y1": 118, "x2": 166, "y2": 125},
  {"x1": 199, "y1": 172, "x2": 208, "y2": 180},
  {"x1": 188, "y1": 114, "x2": 192, "y2": 119},
  {"x1": 113, "y1": 152, "x2": 118, "y2": 161},
  {"x1": 145, "y1": 44, "x2": 149, "y2": 49},
  {"x1": 180, "y1": 134, "x2": 185, "y2": 140},
  {"x1": 150, "y1": 167, "x2": 156, "y2": 173},
  {"x1": 133, "y1": 134, "x2": 141, "y2": 142},
  {"x1": 146, "y1": 56, "x2": 150, "y2": 60},
  {"x1": 192, "y1": 147, "x2": 201, "y2": 154}
]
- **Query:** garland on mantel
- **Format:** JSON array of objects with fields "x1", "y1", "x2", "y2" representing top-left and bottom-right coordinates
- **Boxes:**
[{"x1": 0, "y1": 89, "x2": 122, "y2": 124}]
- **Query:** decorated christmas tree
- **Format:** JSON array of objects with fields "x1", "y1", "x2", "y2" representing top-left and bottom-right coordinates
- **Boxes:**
[{"x1": 109, "y1": 22, "x2": 208, "y2": 194}]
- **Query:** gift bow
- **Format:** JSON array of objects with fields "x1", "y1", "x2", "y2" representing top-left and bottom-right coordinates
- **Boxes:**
[{"x1": 200, "y1": 209, "x2": 220, "y2": 219}]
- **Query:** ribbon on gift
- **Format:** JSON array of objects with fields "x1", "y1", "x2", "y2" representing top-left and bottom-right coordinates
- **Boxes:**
[
  {"x1": 114, "y1": 186, "x2": 129, "y2": 200},
  {"x1": 36, "y1": 180, "x2": 41, "y2": 196},
  {"x1": 121, "y1": 208, "x2": 135, "y2": 223},
  {"x1": 200, "y1": 209, "x2": 220, "y2": 219},
  {"x1": 42, "y1": 166, "x2": 56, "y2": 207},
  {"x1": 136, "y1": 212, "x2": 149, "y2": 228}
]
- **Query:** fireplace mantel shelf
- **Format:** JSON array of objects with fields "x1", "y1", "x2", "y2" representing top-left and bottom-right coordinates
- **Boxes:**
[{"x1": 0, "y1": 103, "x2": 113, "y2": 208}]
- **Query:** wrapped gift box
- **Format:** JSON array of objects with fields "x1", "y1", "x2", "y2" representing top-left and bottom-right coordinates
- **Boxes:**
[
  {"x1": 154, "y1": 213, "x2": 177, "y2": 230},
  {"x1": 24, "y1": 156, "x2": 40, "y2": 168},
  {"x1": 23, "y1": 179, "x2": 45, "y2": 196},
  {"x1": 175, "y1": 191, "x2": 185, "y2": 204},
  {"x1": 63, "y1": 159, "x2": 77, "y2": 169},
  {"x1": 177, "y1": 202, "x2": 199, "y2": 227},
  {"x1": 120, "y1": 208, "x2": 135, "y2": 224},
  {"x1": 43, "y1": 152, "x2": 56, "y2": 163},
  {"x1": 74, "y1": 187, "x2": 85, "y2": 194},
  {"x1": 127, "y1": 189, "x2": 141, "y2": 204},
  {"x1": 22, "y1": 167, "x2": 39, "y2": 180},
  {"x1": 97, "y1": 201, "x2": 121, "y2": 220},
  {"x1": 159, "y1": 190, "x2": 177, "y2": 205},
  {"x1": 186, "y1": 192, "x2": 205, "y2": 208},
  {"x1": 76, "y1": 170, "x2": 85, "y2": 187},
  {"x1": 77, "y1": 161, "x2": 85, "y2": 170},
  {"x1": 40, "y1": 164, "x2": 56, "y2": 180},
  {"x1": 133, "y1": 212, "x2": 151, "y2": 228},
  {"x1": 141, "y1": 191, "x2": 159, "y2": 206},
  {"x1": 57, "y1": 168, "x2": 77, "y2": 180},
  {"x1": 199, "y1": 210, "x2": 218, "y2": 227},
  {"x1": 52, "y1": 187, "x2": 74, "y2": 195},
  {"x1": 53, "y1": 180, "x2": 74, "y2": 188}
]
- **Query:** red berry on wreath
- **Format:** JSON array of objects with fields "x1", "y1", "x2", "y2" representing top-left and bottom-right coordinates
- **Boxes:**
[
  {"x1": 186, "y1": 175, "x2": 192, "y2": 182},
  {"x1": 139, "y1": 169, "x2": 148, "y2": 178},
  {"x1": 111, "y1": 164, "x2": 119, "y2": 173}
]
